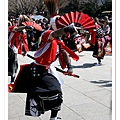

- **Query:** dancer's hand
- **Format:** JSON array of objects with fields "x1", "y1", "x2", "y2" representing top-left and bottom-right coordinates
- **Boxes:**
[
  {"x1": 64, "y1": 24, "x2": 78, "y2": 35},
  {"x1": 67, "y1": 64, "x2": 73, "y2": 74},
  {"x1": 25, "y1": 26, "x2": 34, "y2": 30}
]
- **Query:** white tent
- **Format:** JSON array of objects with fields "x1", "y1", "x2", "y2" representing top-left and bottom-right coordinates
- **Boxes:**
[{"x1": 31, "y1": 15, "x2": 48, "y2": 21}]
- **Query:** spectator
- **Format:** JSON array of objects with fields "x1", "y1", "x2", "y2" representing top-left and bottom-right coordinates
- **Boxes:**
[{"x1": 102, "y1": 20, "x2": 111, "y2": 35}]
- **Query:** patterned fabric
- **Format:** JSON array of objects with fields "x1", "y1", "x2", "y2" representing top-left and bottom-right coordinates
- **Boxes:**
[
  {"x1": 25, "y1": 93, "x2": 63, "y2": 117},
  {"x1": 96, "y1": 27, "x2": 105, "y2": 38},
  {"x1": 92, "y1": 39, "x2": 105, "y2": 59},
  {"x1": 104, "y1": 35, "x2": 112, "y2": 55}
]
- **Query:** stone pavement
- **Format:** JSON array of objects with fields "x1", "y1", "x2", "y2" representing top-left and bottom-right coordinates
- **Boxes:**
[{"x1": 8, "y1": 51, "x2": 112, "y2": 120}]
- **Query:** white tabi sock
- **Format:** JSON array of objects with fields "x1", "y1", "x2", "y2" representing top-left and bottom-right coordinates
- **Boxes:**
[{"x1": 50, "y1": 117, "x2": 57, "y2": 120}]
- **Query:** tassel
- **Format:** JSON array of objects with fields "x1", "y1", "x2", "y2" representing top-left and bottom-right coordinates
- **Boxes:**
[{"x1": 44, "y1": 0, "x2": 60, "y2": 16}]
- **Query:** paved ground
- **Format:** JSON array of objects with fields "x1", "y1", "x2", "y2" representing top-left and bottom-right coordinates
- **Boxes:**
[{"x1": 8, "y1": 51, "x2": 112, "y2": 120}]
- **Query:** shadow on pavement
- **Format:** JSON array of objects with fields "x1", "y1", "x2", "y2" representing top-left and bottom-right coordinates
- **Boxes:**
[
  {"x1": 90, "y1": 80, "x2": 112, "y2": 87},
  {"x1": 72, "y1": 63, "x2": 96, "y2": 68},
  {"x1": 77, "y1": 55, "x2": 85, "y2": 57}
]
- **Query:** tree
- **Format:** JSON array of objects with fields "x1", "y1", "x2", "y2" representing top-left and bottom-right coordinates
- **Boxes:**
[
  {"x1": 59, "y1": 0, "x2": 112, "y2": 17},
  {"x1": 8, "y1": 0, "x2": 46, "y2": 18},
  {"x1": 8, "y1": 0, "x2": 112, "y2": 19}
]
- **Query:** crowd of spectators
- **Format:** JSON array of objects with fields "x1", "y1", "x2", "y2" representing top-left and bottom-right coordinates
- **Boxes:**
[{"x1": 8, "y1": 13, "x2": 112, "y2": 52}]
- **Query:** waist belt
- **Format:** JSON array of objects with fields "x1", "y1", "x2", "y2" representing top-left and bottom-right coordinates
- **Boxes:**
[{"x1": 30, "y1": 64, "x2": 47, "y2": 78}]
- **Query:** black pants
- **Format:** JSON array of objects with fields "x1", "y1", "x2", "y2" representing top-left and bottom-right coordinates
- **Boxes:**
[
  {"x1": 11, "y1": 63, "x2": 63, "y2": 117},
  {"x1": 8, "y1": 46, "x2": 18, "y2": 82},
  {"x1": 13, "y1": 64, "x2": 62, "y2": 94}
]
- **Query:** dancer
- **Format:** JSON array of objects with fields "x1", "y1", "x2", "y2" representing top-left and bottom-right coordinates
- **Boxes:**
[
  {"x1": 44, "y1": 0, "x2": 74, "y2": 73},
  {"x1": 93, "y1": 17, "x2": 106, "y2": 65},
  {"x1": 24, "y1": 25, "x2": 79, "y2": 120},
  {"x1": 8, "y1": 15, "x2": 32, "y2": 83},
  {"x1": 8, "y1": 23, "x2": 79, "y2": 120}
]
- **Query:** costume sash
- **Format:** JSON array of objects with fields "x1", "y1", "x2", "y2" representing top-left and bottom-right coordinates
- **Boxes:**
[
  {"x1": 8, "y1": 30, "x2": 29, "y2": 55},
  {"x1": 57, "y1": 40, "x2": 79, "y2": 61},
  {"x1": 34, "y1": 30, "x2": 79, "y2": 66}
]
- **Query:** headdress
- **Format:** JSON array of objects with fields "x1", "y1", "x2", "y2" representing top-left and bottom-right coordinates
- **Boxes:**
[
  {"x1": 44, "y1": 0, "x2": 60, "y2": 30},
  {"x1": 44, "y1": 0, "x2": 60, "y2": 17}
]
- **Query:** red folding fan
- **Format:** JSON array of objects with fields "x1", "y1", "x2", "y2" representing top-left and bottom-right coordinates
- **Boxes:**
[
  {"x1": 22, "y1": 21, "x2": 43, "y2": 31},
  {"x1": 56, "y1": 11, "x2": 96, "y2": 44},
  {"x1": 56, "y1": 11, "x2": 96, "y2": 29}
]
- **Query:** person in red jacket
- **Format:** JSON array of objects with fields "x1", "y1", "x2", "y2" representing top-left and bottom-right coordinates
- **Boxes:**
[
  {"x1": 8, "y1": 15, "x2": 31, "y2": 83},
  {"x1": 44, "y1": 0, "x2": 74, "y2": 74}
]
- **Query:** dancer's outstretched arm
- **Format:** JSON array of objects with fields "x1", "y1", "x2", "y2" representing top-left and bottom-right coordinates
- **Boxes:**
[{"x1": 48, "y1": 25, "x2": 78, "y2": 40}]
